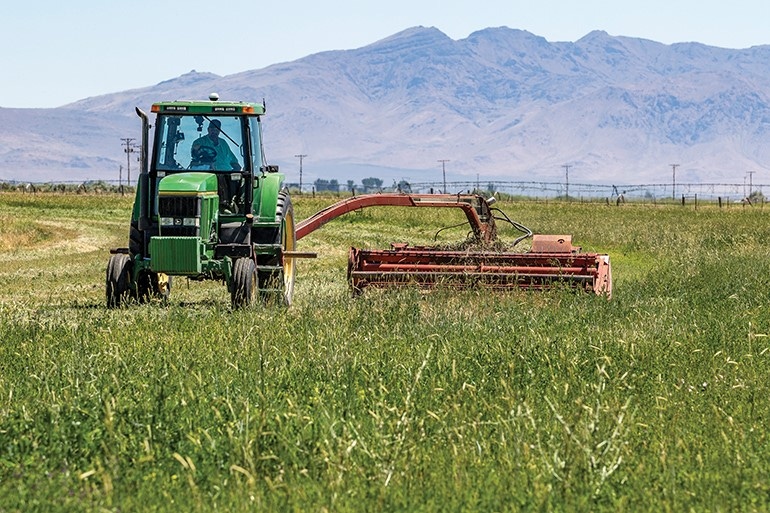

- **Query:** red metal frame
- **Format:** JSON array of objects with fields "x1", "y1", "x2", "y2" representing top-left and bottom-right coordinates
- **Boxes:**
[{"x1": 296, "y1": 193, "x2": 496, "y2": 243}]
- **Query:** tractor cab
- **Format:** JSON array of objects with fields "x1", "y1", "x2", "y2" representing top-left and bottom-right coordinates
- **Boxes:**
[
  {"x1": 150, "y1": 100, "x2": 264, "y2": 216},
  {"x1": 107, "y1": 95, "x2": 297, "y2": 309}
]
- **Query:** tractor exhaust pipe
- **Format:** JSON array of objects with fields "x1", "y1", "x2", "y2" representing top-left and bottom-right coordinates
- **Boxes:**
[{"x1": 135, "y1": 107, "x2": 151, "y2": 231}]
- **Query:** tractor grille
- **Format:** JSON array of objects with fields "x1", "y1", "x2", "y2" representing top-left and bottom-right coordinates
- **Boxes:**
[
  {"x1": 159, "y1": 195, "x2": 201, "y2": 237},
  {"x1": 162, "y1": 225, "x2": 199, "y2": 237},
  {"x1": 159, "y1": 196, "x2": 199, "y2": 217}
]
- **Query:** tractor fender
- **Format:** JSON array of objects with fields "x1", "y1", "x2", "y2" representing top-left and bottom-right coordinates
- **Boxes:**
[{"x1": 254, "y1": 172, "x2": 285, "y2": 222}]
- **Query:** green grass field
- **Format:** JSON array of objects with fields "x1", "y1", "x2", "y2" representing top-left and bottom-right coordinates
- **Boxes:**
[{"x1": 1, "y1": 191, "x2": 769, "y2": 512}]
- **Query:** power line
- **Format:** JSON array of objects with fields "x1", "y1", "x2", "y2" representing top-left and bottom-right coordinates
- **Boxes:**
[
  {"x1": 121, "y1": 138, "x2": 137, "y2": 186},
  {"x1": 295, "y1": 154, "x2": 308, "y2": 193},
  {"x1": 438, "y1": 159, "x2": 449, "y2": 193},
  {"x1": 562, "y1": 164, "x2": 572, "y2": 201},
  {"x1": 670, "y1": 164, "x2": 679, "y2": 200}
]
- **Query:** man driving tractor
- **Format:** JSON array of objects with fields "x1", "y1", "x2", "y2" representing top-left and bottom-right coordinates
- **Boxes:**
[{"x1": 190, "y1": 119, "x2": 241, "y2": 170}]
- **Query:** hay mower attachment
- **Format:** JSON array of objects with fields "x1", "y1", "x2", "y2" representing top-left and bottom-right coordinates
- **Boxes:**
[{"x1": 296, "y1": 193, "x2": 612, "y2": 297}]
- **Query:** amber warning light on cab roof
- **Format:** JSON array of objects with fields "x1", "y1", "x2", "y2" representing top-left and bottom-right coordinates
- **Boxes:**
[{"x1": 150, "y1": 104, "x2": 257, "y2": 114}]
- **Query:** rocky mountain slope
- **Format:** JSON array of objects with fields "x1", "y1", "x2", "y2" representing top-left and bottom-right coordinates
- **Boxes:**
[{"x1": 2, "y1": 26, "x2": 769, "y2": 185}]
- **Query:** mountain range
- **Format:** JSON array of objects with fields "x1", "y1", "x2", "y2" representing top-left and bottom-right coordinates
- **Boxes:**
[{"x1": 2, "y1": 26, "x2": 770, "y2": 186}]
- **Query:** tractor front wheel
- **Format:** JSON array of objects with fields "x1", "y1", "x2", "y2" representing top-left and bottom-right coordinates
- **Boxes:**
[
  {"x1": 106, "y1": 254, "x2": 132, "y2": 308},
  {"x1": 231, "y1": 257, "x2": 257, "y2": 308}
]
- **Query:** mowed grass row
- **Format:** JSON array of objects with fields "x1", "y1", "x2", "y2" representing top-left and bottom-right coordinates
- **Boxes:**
[{"x1": 1, "y1": 192, "x2": 770, "y2": 511}]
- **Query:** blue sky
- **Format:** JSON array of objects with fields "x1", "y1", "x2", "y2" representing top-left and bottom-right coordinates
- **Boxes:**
[{"x1": 2, "y1": 0, "x2": 767, "y2": 108}]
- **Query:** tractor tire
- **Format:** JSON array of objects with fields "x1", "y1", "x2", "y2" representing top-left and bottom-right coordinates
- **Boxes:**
[
  {"x1": 258, "y1": 191, "x2": 296, "y2": 305},
  {"x1": 106, "y1": 253, "x2": 132, "y2": 308},
  {"x1": 231, "y1": 257, "x2": 257, "y2": 309}
]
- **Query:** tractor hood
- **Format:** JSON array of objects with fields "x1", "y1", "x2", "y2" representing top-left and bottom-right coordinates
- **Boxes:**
[{"x1": 158, "y1": 172, "x2": 218, "y2": 194}]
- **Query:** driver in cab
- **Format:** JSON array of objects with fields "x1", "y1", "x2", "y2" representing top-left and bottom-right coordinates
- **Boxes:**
[{"x1": 190, "y1": 119, "x2": 241, "y2": 171}]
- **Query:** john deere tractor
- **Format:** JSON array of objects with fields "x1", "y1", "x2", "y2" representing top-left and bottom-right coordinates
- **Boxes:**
[{"x1": 106, "y1": 94, "x2": 297, "y2": 308}]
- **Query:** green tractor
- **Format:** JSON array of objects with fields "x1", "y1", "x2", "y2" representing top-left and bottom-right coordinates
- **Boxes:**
[{"x1": 106, "y1": 94, "x2": 297, "y2": 308}]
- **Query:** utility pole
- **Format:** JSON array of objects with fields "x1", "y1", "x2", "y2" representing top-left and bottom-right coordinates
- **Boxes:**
[
  {"x1": 295, "y1": 154, "x2": 307, "y2": 193},
  {"x1": 121, "y1": 138, "x2": 136, "y2": 185},
  {"x1": 438, "y1": 159, "x2": 449, "y2": 193},
  {"x1": 748, "y1": 170, "x2": 756, "y2": 197},
  {"x1": 562, "y1": 164, "x2": 571, "y2": 201},
  {"x1": 670, "y1": 164, "x2": 679, "y2": 200}
]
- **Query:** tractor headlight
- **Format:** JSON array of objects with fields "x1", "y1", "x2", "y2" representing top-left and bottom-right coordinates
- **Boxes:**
[
  {"x1": 160, "y1": 217, "x2": 174, "y2": 226},
  {"x1": 183, "y1": 217, "x2": 200, "y2": 227}
]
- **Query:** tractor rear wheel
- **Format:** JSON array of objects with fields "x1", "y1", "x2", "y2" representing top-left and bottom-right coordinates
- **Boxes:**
[
  {"x1": 106, "y1": 254, "x2": 132, "y2": 308},
  {"x1": 231, "y1": 257, "x2": 257, "y2": 308},
  {"x1": 258, "y1": 191, "x2": 296, "y2": 305}
]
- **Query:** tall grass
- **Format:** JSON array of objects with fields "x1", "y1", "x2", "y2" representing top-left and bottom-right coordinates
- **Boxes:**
[{"x1": 1, "y1": 192, "x2": 770, "y2": 511}]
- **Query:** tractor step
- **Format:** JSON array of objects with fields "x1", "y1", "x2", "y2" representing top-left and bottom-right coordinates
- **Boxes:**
[{"x1": 253, "y1": 243, "x2": 283, "y2": 255}]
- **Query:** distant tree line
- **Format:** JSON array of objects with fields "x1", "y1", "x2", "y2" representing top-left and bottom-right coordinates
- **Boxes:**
[
  {"x1": 305, "y1": 177, "x2": 497, "y2": 195},
  {"x1": 310, "y1": 176, "x2": 389, "y2": 194},
  {"x1": 0, "y1": 180, "x2": 132, "y2": 194}
]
